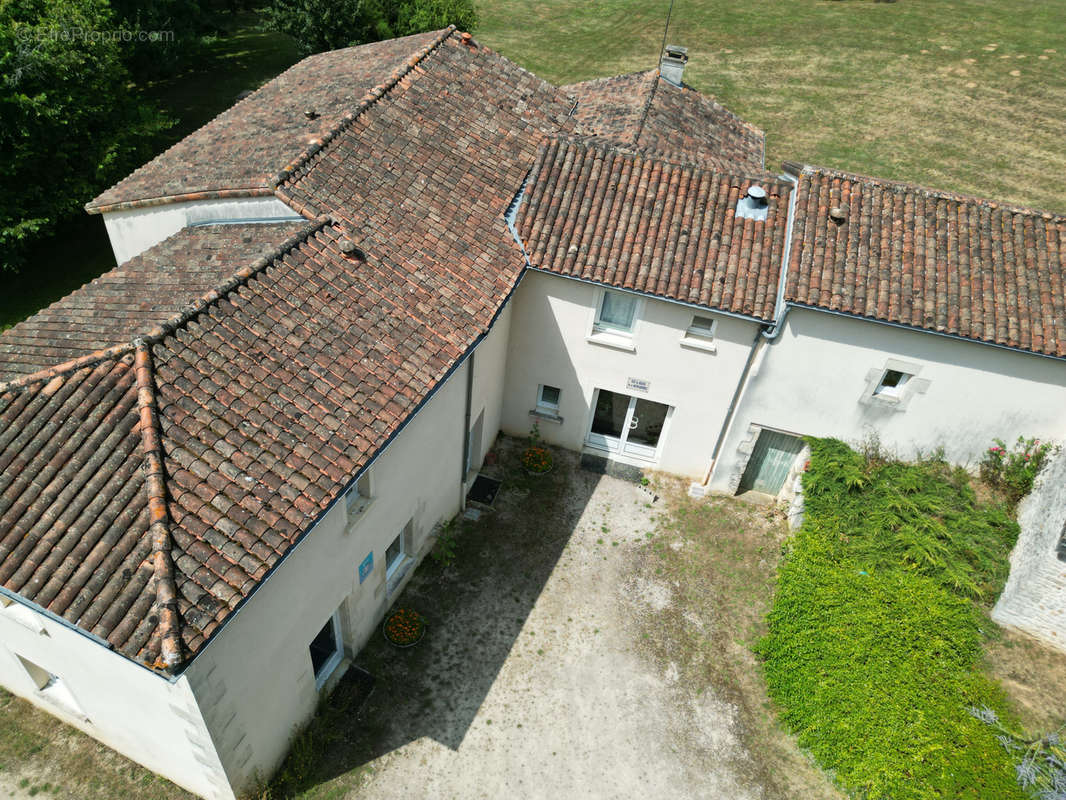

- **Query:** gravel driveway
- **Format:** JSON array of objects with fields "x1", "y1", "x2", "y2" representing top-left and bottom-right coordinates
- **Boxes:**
[{"x1": 303, "y1": 441, "x2": 769, "y2": 800}]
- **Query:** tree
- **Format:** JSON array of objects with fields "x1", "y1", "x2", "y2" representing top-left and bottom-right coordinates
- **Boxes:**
[
  {"x1": 0, "y1": 0, "x2": 171, "y2": 271},
  {"x1": 264, "y1": 0, "x2": 477, "y2": 57}
]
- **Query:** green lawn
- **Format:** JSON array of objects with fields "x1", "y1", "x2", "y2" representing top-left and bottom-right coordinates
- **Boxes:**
[
  {"x1": 0, "y1": 12, "x2": 300, "y2": 331},
  {"x1": 5, "y1": 2, "x2": 1063, "y2": 330},
  {"x1": 478, "y1": 0, "x2": 1066, "y2": 212}
]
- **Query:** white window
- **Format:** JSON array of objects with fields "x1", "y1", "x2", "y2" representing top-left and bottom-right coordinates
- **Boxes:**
[
  {"x1": 15, "y1": 655, "x2": 87, "y2": 720},
  {"x1": 873, "y1": 369, "x2": 911, "y2": 398},
  {"x1": 681, "y1": 314, "x2": 718, "y2": 352},
  {"x1": 536, "y1": 384, "x2": 561, "y2": 415},
  {"x1": 686, "y1": 315, "x2": 717, "y2": 340},
  {"x1": 308, "y1": 611, "x2": 343, "y2": 690},
  {"x1": 386, "y1": 532, "x2": 407, "y2": 576},
  {"x1": 594, "y1": 290, "x2": 638, "y2": 335},
  {"x1": 345, "y1": 471, "x2": 372, "y2": 520},
  {"x1": 386, "y1": 520, "x2": 415, "y2": 594}
]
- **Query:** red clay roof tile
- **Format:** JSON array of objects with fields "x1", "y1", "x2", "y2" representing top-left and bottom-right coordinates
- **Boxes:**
[
  {"x1": 564, "y1": 70, "x2": 765, "y2": 173},
  {"x1": 517, "y1": 137, "x2": 790, "y2": 320},
  {"x1": 787, "y1": 165, "x2": 1066, "y2": 357}
]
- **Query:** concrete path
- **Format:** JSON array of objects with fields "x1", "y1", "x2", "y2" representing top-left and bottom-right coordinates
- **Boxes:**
[{"x1": 332, "y1": 449, "x2": 766, "y2": 800}]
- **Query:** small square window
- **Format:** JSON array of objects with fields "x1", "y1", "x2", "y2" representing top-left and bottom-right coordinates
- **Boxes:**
[
  {"x1": 874, "y1": 369, "x2": 911, "y2": 398},
  {"x1": 345, "y1": 471, "x2": 372, "y2": 518},
  {"x1": 536, "y1": 384, "x2": 561, "y2": 414},
  {"x1": 685, "y1": 315, "x2": 717, "y2": 340},
  {"x1": 594, "y1": 290, "x2": 638, "y2": 335}
]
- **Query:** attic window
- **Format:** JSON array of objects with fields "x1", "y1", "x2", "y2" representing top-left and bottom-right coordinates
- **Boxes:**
[
  {"x1": 345, "y1": 471, "x2": 372, "y2": 521},
  {"x1": 873, "y1": 369, "x2": 911, "y2": 398},
  {"x1": 681, "y1": 315, "x2": 718, "y2": 353}
]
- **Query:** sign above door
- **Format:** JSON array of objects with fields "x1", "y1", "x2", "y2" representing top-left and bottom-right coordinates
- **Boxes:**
[{"x1": 625, "y1": 377, "x2": 650, "y2": 393}]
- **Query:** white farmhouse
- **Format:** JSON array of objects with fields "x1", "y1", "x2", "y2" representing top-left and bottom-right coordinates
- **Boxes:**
[{"x1": 0, "y1": 26, "x2": 1062, "y2": 800}]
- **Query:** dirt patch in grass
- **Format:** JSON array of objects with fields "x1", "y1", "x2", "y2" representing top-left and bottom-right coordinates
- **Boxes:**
[
  {"x1": 629, "y1": 480, "x2": 842, "y2": 800},
  {"x1": 984, "y1": 625, "x2": 1066, "y2": 734},
  {"x1": 0, "y1": 689, "x2": 192, "y2": 800}
]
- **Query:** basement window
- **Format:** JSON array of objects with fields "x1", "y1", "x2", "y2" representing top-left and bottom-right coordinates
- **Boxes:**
[
  {"x1": 873, "y1": 369, "x2": 911, "y2": 398},
  {"x1": 345, "y1": 471, "x2": 372, "y2": 522},
  {"x1": 15, "y1": 655, "x2": 88, "y2": 721},
  {"x1": 680, "y1": 315, "x2": 718, "y2": 353}
]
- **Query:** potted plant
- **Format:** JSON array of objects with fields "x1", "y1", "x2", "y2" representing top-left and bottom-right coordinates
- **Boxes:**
[
  {"x1": 383, "y1": 607, "x2": 426, "y2": 647},
  {"x1": 522, "y1": 422, "x2": 553, "y2": 475}
]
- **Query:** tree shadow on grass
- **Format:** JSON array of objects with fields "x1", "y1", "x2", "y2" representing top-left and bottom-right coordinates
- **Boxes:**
[{"x1": 269, "y1": 437, "x2": 604, "y2": 796}]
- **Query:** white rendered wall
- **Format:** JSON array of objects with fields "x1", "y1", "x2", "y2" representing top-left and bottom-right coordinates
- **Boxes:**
[
  {"x1": 709, "y1": 308, "x2": 1066, "y2": 492},
  {"x1": 501, "y1": 270, "x2": 761, "y2": 478},
  {"x1": 0, "y1": 603, "x2": 231, "y2": 800},
  {"x1": 182, "y1": 309, "x2": 512, "y2": 796},
  {"x1": 993, "y1": 450, "x2": 1066, "y2": 651},
  {"x1": 102, "y1": 196, "x2": 303, "y2": 264}
]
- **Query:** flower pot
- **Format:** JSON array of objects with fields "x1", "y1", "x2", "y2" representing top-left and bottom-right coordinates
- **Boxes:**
[
  {"x1": 522, "y1": 446, "x2": 554, "y2": 476},
  {"x1": 382, "y1": 609, "x2": 426, "y2": 648}
]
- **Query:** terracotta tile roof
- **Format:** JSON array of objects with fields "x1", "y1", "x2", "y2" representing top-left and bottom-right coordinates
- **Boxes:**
[
  {"x1": 86, "y1": 30, "x2": 449, "y2": 213},
  {"x1": 786, "y1": 165, "x2": 1066, "y2": 357},
  {"x1": 563, "y1": 71, "x2": 765, "y2": 173},
  {"x1": 0, "y1": 356, "x2": 164, "y2": 663},
  {"x1": 0, "y1": 31, "x2": 576, "y2": 672},
  {"x1": 516, "y1": 137, "x2": 791, "y2": 320},
  {"x1": 0, "y1": 222, "x2": 312, "y2": 383}
]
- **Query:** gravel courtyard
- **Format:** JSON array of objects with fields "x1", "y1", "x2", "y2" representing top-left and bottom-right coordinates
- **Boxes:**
[{"x1": 277, "y1": 439, "x2": 835, "y2": 800}]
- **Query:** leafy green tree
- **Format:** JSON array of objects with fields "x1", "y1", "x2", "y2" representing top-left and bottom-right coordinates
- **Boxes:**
[
  {"x1": 265, "y1": 0, "x2": 477, "y2": 57},
  {"x1": 109, "y1": 0, "x2": 213, "y2": 78},
  {"x1": 0, "y1": 0, "x2": 171, "y2": 271}
]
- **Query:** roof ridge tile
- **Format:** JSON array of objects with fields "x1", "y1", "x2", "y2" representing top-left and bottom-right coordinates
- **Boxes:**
[
  {"x1": 0, "y1": 219, "x2": 328, "y2": 394},
  {"x1": 272, "y1": 26, "x2": 456, "y2": 189},
  {"x1": 133, "y1": 343, "x2": 182, "y2": 671},
  {"x1": 802, "y1": 163, "x2": 1066, "y2": 221}
]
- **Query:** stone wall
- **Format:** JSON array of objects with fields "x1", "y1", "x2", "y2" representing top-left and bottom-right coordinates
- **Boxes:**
[{"x1": 992, "y1": 449, "x2": 1066, "y2": 652}]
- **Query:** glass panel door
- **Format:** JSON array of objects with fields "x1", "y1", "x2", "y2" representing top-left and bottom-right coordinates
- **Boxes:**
[
  {"x1": 622, "y1": 398, "x2": 670, "y2": 459},
  {"x1": 588, "y1": 389, "x2": 631, "y2": 452},
  {"x1": 587, "y1": 390, "x2": 671, "y2": 461}
]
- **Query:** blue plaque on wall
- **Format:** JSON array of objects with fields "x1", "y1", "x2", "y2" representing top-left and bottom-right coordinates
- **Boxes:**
[{"x1": 358, "y1": 552, "x2": 374, "y2": 584}]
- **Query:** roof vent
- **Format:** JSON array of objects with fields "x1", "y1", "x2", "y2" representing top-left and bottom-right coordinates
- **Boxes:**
[
  {"x1": 304, "y1": 108, "x2": 319, "y2": 120},
  {"x1": 660, "y1": 45, "x2": 688, "y2": 87},
  {"x1": 829, "y1": 206, "x2": 848, "y2": 224},
  {"x1": 339, "y1": 238, "x2": 366, "y2": 260},
  {"x1": 736, "y1": 185, "x2": 770, "y2": 221}
]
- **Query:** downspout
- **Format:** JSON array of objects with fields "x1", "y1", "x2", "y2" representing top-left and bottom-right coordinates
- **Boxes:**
[
  {"x1": 691, "y1": 166, "x2": 801, "y2": 493},
  {"x1": 460, "y1": 352, "x2": 475, "y2": 511}
]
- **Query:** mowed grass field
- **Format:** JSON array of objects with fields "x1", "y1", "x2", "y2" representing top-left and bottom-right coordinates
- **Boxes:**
[{"x1": 477, "y1": 0, "x2": 1066, "y2": 213}]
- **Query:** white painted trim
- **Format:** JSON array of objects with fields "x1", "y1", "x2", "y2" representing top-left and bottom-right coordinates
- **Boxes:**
[{"x1": 313, "y1": 611, "x2": 344, "y2": 691}]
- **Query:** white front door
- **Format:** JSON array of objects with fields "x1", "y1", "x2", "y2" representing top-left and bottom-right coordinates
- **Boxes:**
[{"x1": 586, "y1": 389, "x2": 670, "y2": 461}]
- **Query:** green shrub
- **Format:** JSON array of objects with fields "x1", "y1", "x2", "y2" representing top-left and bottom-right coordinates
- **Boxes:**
[
  {"x1": 759, "y1": 438, "x2": 1025, "y2": 799},
  {"x1": 979, "y1": 436, "x2": 1056, "y2": 505}
]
